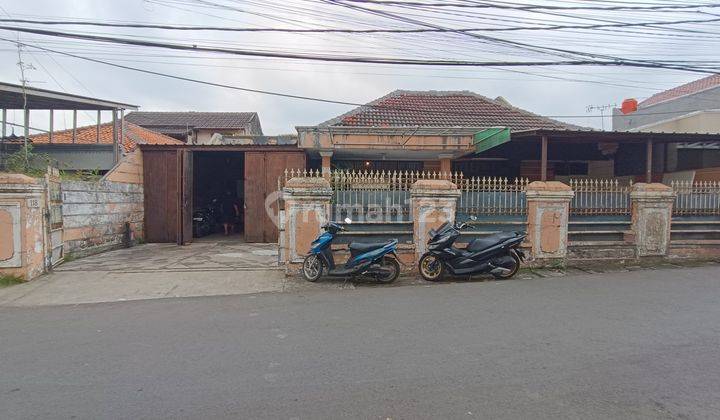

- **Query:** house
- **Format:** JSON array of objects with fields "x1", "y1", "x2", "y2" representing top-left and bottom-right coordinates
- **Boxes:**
[
  {"x1": 298, "y1": 89, "x2": 720, "y2": 183},
  {"x1": 125, "y1": 111, "x2": 263, "y2": 144},
  {"x1": 296, "y1": 90, "x2": 578, "y2": 178},
  {"x1": 14, "y1": 122, "x2": 183, "y2": 172},
  {"x1": 613, "y1": 74, "x2": 720, "y2": 173}
]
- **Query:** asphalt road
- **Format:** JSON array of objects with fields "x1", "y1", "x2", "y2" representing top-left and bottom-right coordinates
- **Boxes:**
[{"x1": 2, "y1": 265, "x2": 720, "y2": 420}]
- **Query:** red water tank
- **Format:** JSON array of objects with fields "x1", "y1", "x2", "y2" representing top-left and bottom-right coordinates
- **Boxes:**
[{"x1": 621, "y1": 98, "x2": 638, "y2": 114}]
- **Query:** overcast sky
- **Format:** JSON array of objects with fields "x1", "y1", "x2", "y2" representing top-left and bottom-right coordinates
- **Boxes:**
[{"x1": 0, "y1": 0, "x2": 715, "y2": 135}]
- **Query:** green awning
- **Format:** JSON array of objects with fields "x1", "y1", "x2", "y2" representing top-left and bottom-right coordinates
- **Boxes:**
[{"x1": 473, "y1": 127, "x2": 511, "y2": 153}]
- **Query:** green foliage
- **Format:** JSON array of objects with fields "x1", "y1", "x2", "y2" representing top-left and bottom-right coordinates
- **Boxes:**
[
  {"x1": 59, "y1": 168, "x2": 102, "y2": 181},
  {"x1": 3, "y1": 144, "x2": 50, "y2": 177},
  {"x1": 0, "y1": 274, "x2": 25, "y2": 288}
]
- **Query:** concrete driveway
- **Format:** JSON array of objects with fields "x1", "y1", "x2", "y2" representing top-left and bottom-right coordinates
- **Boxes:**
[{"x1": 0, "y1": 236, "x2": 287, "y2": 307}]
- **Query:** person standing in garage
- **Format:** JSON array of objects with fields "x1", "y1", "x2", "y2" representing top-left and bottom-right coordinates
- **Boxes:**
[{"x1": 220, "y1": 190, "x2": 240, "y2": 236}]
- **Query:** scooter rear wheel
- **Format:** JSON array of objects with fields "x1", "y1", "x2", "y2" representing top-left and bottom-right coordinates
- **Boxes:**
[
  {"x1": 377, "y1": 257, "x2": 401, "y2": 283},
  {"x1": 302, "y1": 254, "x2": 323, "y2": 282},
  {"x1": 492, "y1": 252, "x2": 521, "y2": 279},
  {"x1": 419, "y1": 253, "x2": 445, "y2": 282}
]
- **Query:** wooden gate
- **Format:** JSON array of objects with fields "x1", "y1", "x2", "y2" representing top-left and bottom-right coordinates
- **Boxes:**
[
  {"x1": 143, "y1": 149, "x2": 193, "y2": 244},
  {"x1": 244, "y1": 151, "x2": 305, "y2": 242}
]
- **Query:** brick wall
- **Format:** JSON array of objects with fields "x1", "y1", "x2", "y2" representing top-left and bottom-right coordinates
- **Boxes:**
[{"x1": 62, "y1": 180, "x2": 144, "y2": 257}]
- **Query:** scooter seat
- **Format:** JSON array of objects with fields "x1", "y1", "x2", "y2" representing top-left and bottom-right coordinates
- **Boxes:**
[
  {"x1": 466, "y1": 232, "x2": 518, "y2": 252},
  {"x1": 348, "y1": 240, "x2": 394, "y2": 254}
]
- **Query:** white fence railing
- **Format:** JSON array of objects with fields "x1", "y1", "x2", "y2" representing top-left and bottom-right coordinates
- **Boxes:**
[
  {"x1": 570, "y1": 179, "x2": 632, "y2": 216},
  {"x1": 456, "y1": 177, "x2": 529, "y2": 216},
  {"x1": 671, "y1": 181, "x2": 720, "y2": 216}
]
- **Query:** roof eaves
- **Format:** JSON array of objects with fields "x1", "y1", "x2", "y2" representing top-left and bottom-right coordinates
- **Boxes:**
[{"x1": 639, "y1": 84, "x2": 720, "y2": 109}]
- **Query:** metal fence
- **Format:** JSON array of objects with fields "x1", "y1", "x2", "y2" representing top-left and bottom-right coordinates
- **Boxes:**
[
  {"x1": 569, "y1": 179, "x2": 632, "y2": 216},
  {"x1": 456, "y1": 176, "x2": 529, "y2": 216},
  {"x1": 331, "y1": 170, "x2": 447, "y2": 222},
  {"x1": 671, "y1": 181, "x2": 720, "y2": 216}
]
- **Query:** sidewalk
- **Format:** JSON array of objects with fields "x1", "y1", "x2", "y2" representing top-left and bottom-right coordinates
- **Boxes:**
[{"x1": 2, "y1": 239, "x2": 716, "y2": 307}]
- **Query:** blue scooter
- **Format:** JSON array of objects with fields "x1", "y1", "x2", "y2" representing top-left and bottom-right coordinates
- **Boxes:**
[{"x1": 302, "y1": 219, "x2": 401, "y2": 283}]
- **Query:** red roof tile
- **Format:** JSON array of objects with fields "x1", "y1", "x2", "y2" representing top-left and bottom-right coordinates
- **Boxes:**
[
  {"x1": 320, "y1": 90, "x2": 575, "y2": 131},
  {"x1": 639, "y1": 74, "x2": 720, "y2": 108},
  {"x1": 26, "y1": 122, "x2": 183, "y2": 153}
]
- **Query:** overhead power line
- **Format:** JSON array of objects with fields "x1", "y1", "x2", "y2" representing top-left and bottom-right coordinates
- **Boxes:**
[
  {"x1": 3, "y1": 37, "x2": 719, "y2": 123},
  {"x1": 336, "y1": 0, "x2": 720, "y2": 11},
  {"x1": 0, "y1": 25, "x2": 716, "y2": 73},
  {"x1": 4, "y1": 16, "x2": 720, "y2": 33},
  {"x1": 322, "y1": 0, "x2": 717, "y2": 73}
]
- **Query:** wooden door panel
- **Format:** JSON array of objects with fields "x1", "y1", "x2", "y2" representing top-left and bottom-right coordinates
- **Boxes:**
[
  {"x1": 263, "y1": 152, "x2": 306, "y2": 242},
  {"x1": 181, "y1": 150, "x2": 193, "y2": 245},
  {"x1": 244, "y1": 152, "x2": 265, "y2": 242},
  {"x1": 143, "y1": 150, "x2": 180, "y2": 243}
]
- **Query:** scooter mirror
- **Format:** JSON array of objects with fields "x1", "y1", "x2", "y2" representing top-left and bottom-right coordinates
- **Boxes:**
[
  {"x1": 344, "y1": 218, "x2": 353, "y2": 224},
  {"x1": 469, "y1": 215, "x2": 477, "y2": 221}
]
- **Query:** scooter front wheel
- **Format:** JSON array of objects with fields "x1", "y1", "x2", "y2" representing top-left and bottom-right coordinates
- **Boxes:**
[
  {"x1": 419, "y1": 253, "x2": 445, "y2": 282},
  {"x1": 302, "y1": 254, "x2": 323, "y2": 282}
]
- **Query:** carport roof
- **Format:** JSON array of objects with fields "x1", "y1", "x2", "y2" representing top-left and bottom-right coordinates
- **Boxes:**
[
  {"x1": 508, "y1": 128, "x2": 720, "y2": 145},
  {"x1": 0, "y1": 82, "x2": 137, "y2": 110}
]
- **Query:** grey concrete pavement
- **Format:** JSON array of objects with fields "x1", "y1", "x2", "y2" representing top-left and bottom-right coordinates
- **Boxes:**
[
  {"x1": 2, "y1": 265, "x2": 720, "y2": 419},
  {"x1": 0, "y1": 237, "x2": 288, "y2": 306}
]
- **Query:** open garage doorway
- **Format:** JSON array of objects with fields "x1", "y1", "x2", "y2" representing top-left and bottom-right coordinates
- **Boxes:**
[
  {"x1": 193, "y1": 151, "x2": 245, "y2": 240},
  {"x1": 142, "y1": 145, "x2": 306, "y2": 244}
]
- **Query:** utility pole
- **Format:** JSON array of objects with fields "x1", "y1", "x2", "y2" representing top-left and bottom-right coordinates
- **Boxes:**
[
  {"x1": 16, "y1": 40, "x2": 35, "y2": 166},
  {"x1": 586, "y1": 103, "x2": 616, "y2": 131}
]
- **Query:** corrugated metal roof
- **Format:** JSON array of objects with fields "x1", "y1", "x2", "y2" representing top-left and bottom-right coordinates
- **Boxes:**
[{"x1": 125, "y1": 111, "x2": 258, "y2": 129}]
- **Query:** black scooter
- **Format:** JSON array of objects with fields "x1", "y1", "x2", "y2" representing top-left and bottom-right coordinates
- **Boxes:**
[{"x1": 418, "y1": 217, "x2": 526, "y2": 281}]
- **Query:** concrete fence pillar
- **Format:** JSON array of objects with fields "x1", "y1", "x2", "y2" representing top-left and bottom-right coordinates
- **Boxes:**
[
  {"x1": 630, "y1": 183, "x2": 675, "y2": 257},
  {"x1": 0, "y1": 174, "x2": 47, "y2": 280},
  {"x1": 525, "y1": 181, "x2": 574, "y2": 261},
  {"x1": 281, "y1": 177, "x2": 333, "y2": 267},
  {"x1": 319, "y1": 151, "x2": 333, "y2": 179},
  {"x1": 411, "y1": 179, "x2": 460, "y2": 261}
]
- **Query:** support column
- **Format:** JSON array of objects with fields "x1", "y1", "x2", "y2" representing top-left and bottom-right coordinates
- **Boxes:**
[
  {"x1": 112, "y1": 109, "x2": 119, "y2": 163},
  {"x1": 411, "y1": 179, "x2": 460, "y2": 261},
  {"x1": 645, "y1": 139, "x2": 653, "y2": 183},
  {"x1": 96, "y1": 110, "x2": 101, "y2": 143},
  {"x1": 48, "y1": 110, "x2": 54, "y2": 143},
  {"x1": 526, "y1": 181, "x2": 574, "y2": 261},
  {"x1": 319, "y1": 150, "x2": 333, "y2": 179},
  {"x1": 438, "y1": 154, "x2": 453, "y2": 177},
  {"x1": 72, "y1": 110, "x2": 77, "y2": 143},
  {"x1": 281, "y1": 177, "x2": 333, "y2": 269},
  {"x1": 0, "y1": 173, "x2": 47, "y2": 280},
  {"x1": 540, "y1": 135, "x2": 548, "y2": 181},
  {"x1": 630, "y1": 183, "x2": 674, "y2": 257},
  {"x1": 2, "y1": 109, "x2": 6, "y2": 139}
]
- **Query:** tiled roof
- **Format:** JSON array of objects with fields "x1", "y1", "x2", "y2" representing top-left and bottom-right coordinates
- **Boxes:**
[
  {"x1": 26, "y1": 122, "x2": 183, "y2": 153},
  {"x1": 320, "y1": 90, "x2": 575, "y2": 131},
  {"x1": 640, "y1": 74, "x2": 720, "y2": 108},
  {"x1": 125, "y1": 111, "x2": 258, "y2": 129}
]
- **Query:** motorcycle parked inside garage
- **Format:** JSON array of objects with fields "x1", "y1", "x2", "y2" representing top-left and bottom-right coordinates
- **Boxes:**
[
  {"x1": 302, "y1": 219, "x2": 401, "y2": 283},
  {"x1": 418, "y1": 217, "x2": 526, "y2": 281}
]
